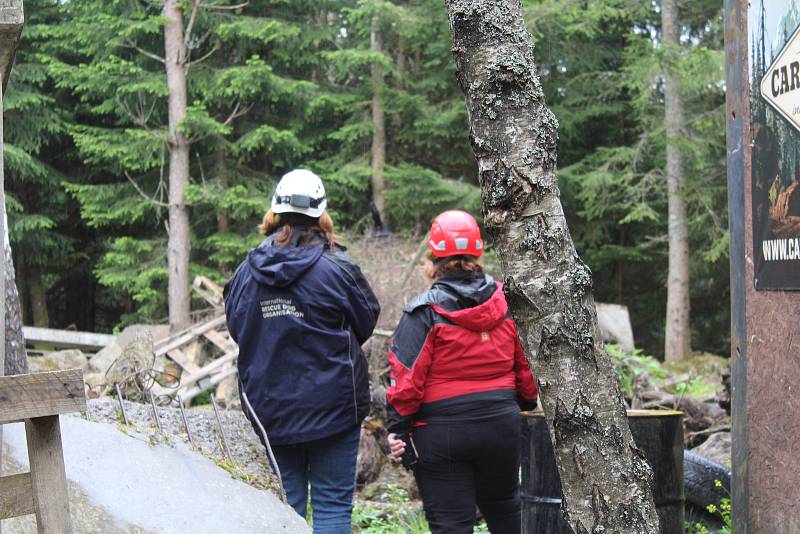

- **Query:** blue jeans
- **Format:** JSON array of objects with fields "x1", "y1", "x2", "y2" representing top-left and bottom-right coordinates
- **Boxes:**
[{"x1": 272, "y1": 425, "x2": 361, "y2": 534}]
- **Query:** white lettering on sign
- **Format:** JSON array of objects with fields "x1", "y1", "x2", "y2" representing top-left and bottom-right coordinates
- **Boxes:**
[
  {"x1": 761, "y1": 238, "x2": 800, "y2": 261},
  {"x1": 761, "y1": 23, "x2": 800, "y2": 133},
  {"x1": 260, "y1": 297, "x2": 305, "y2": 319}
]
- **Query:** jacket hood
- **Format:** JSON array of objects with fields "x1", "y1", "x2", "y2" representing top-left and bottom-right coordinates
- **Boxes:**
[
  {"x1": 432, "y1": 272, "x2": 508, "y2": 331},
  {"x1": 247, "y1": 236, "x2": 324, "y2": 288}
]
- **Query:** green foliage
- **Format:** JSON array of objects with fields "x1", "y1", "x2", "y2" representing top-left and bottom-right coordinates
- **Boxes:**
[
  {"x1": 607, "y1": 344, "x2": 669, "y2": 399},
  {"x1": 384, "y1": 164, "x2": 481, "y2": 231},
  {"x1": 529, "y1": 0, "x2": 728, "y2": 357},
  {"x1": 686, "y1": 486, "x2": 732, "y2": 534},
  {"x1": 352, "y1": 485, "x2": 428, "y2": 534},
  {"x1": 7, "y1": 0, "x2": 729, "y2": 360},
  {"x1": 670, "y1": 377, "x2": 717, "y2": 400}
]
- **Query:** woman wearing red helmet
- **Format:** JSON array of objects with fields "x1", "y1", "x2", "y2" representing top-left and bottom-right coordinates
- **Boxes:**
[{"x1": 386, "y1": 210, "x2": 538, "y2": 534}]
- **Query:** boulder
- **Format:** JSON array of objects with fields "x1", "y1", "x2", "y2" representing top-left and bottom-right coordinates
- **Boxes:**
[
  {"x1": 596, "y1": 303, "x2": 635, "y2": 353},
  {"x1": 88, "y1": 324, "x2": 170, "y2": 376},
  {"x1": 27, "y1": 349, "x2": 88, "y2": 373}
]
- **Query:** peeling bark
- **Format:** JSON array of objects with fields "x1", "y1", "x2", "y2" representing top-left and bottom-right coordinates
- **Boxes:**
[
  {"x1": 444, "y1": 1, "x2": 659, "y2": 531},
  {"x1": 662, "y1": 0, "x2": 691, "y2": 362},
  {"x1": 164, "y1": 0, "x2": 192, "y2": 332}
]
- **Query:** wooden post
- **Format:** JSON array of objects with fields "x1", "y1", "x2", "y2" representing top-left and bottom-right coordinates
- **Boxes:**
[
  {"x1": 0, "y1": 370, "x2": 85, "y2": 532},
  {"x1": 725, "y1": 1, "x2": 800, "y2": 531},
  {"x1": 25, "y1": 416, "x2": 72, "y2": 534}
]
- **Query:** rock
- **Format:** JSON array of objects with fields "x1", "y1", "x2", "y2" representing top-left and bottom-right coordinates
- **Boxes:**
[
  {"x1": 596, "y1": 303, "x2": 635, "y2": 353},
  {"x1": 215, "y1": 373, "x2": 240, "y2": 409},
  {"x1": 27, "y1": 349, "x2": 88, "y2": 373},
  {"x1": 88, "y1": 324, "x2": 169, "y2": 376},
  {"x1": 691, "y1": 431, "x2": 731, "y2": 469}
]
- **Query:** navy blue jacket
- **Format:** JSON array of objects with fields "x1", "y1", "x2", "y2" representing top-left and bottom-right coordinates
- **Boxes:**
[{"x1": 224, "y1": 231, "x2": 380, "y2": 445}]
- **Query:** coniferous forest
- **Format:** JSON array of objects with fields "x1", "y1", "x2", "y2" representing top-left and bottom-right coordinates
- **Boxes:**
[{"x1": 6, "y1": 0, "x2": 726, "y2": 358}]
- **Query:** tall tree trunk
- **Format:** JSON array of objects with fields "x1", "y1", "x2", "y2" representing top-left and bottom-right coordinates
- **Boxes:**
[
  {"x1": 662, "y1": 0, "x2": 691, "y2": 362},
  {"x1": 164, "y1": 0, "x2": 192, "y2": 332},
  {"x1": 370, "y1": 12, "x2": 387, "y2": 233},
  {"x1": 445, "y1": 2, "x2": 660, "y2": 532},
  {"x1": 28, "y1": 263, "x2": 49, "y2": 327}
]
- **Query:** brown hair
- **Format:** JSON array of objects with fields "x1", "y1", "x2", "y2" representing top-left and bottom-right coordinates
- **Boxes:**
[
  {"x1": 422, "y1": 250, "x2": 483, "y2": 282},
  {"x1": 259, "y1": 209, "x2": 336, "y2": 248}
]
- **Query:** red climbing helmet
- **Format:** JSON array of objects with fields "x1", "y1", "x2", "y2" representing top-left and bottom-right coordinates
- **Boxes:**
[{"x1": 428, "y1": 210, "x2": 484, "y2": 258}]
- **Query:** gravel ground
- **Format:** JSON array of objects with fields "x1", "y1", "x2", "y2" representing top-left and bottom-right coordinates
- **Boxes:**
[{"x1": 84, "y1": 397, "x2": 279, "y2": 493}]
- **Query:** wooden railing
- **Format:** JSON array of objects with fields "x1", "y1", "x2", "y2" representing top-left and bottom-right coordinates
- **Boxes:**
[{"x1": 0, "y1": 370, "x2": 86, "y2": 533}]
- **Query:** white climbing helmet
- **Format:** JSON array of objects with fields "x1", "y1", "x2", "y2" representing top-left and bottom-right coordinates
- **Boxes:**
[{"x1": 271, "y1": 169, "x2": 327, "y2": 218}]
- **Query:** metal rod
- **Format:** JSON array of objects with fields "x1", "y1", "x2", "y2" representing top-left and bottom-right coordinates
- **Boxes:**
[
  {"x1": 178, "y1": 396, "x2": 194, "y2": 447},
  {"x1": 114, "y1": 384, "x2": 130, "y2": 426},
  {"x1": 210, "y1": 394, "x2": 235, "y2": 468},
  {"x1": 241, "y1": 388, "x2": 287, "y2": 503},
  {"x1": 148, "y1": 391, "x2": 163, "y2": 432}
]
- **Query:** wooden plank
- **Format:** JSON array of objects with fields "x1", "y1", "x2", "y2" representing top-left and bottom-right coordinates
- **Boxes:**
[
  {"x1": 179, "y1": 365, "x2": 238, "y2": 403},
  {"x1": 166, "y1": 349, "x2": 201, "y2": 375},
  {"x1": 153, "y1": 315, "x2": 226, "y2": 357},
  {"x1": 26, "y1": 416, "x2": 72, "y2": 533},
  {"x1": 0, "y1": 472, "x2": 35, "y2": 520},
  {"x1": 202, "y1": 329, "x2": 236, "y2": 353},
  {"x1": 192, "y1": 276, "x2": 224, "y2": 307},
  {"x1": 22, "y1": 327, "x2": 115, "y2": 352},
  {"x1": 0, "y1": 370, "x2": 86, "y2": 424},
  {"x1": 176, "y1": 351, "x2": 237, "y2": 396}
]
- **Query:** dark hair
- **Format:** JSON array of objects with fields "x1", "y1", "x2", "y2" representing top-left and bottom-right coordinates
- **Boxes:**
[{"x1": 259, "y1": 209, "x2": 336, "y2": 248}]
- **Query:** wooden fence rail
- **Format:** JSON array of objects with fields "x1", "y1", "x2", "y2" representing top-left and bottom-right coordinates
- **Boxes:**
[{"x1": 0, "y1": 369, "x2": 86, "y2": 533}]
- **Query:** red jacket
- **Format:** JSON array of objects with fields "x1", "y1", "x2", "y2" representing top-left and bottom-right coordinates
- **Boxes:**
[{"x1": 386, "y1": 271, "x2": 537, "y2": 434}]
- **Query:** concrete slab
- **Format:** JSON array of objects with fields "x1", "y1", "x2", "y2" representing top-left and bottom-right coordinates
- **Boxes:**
[{"x1": 2, "y1": 415, "x2": 309, "y2": 534}]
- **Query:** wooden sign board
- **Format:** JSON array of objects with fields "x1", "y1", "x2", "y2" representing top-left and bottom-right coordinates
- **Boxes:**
[{"x1": 726, "y1": 0, "x2": 800, "y2": 531}]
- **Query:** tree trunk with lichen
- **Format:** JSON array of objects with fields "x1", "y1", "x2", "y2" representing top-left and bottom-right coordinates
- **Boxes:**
[{"x1": 445, "y1": 1, "x2": 660, "y2": 532}]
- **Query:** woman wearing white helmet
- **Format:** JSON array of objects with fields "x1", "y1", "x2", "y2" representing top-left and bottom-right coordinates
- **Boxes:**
[{"x1": 224, "y1": 169, "x2": 380, "y2": 534}]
